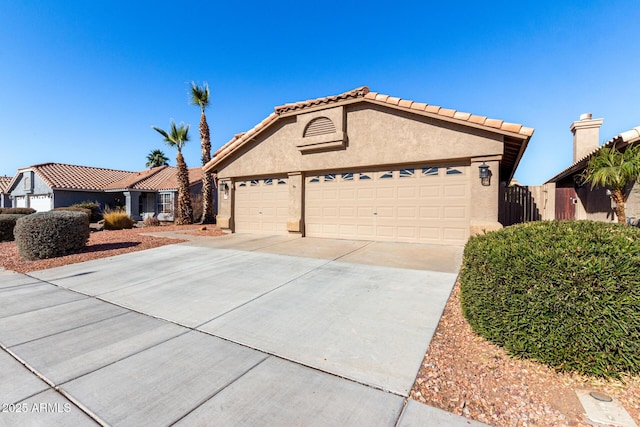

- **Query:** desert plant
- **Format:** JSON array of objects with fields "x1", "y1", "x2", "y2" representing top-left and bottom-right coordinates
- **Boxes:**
[
  {"x1": 0, "y1": 214, "x2": 25, "y2": 241},
  {"x1": 152, "y1": 120, "x2": 193, "y2": 224},
  {"x1": 70, "y1": 200, "x2": 102, "y2": 222},
  {"x1": 53, "y1": 207, "x2": 91, "y2": 218},
  {"x1": 0, "y1": 207, "x2": 36, "y2": 215},
  {"x1": 102, "y1": 207, "x2": 135, "y2": 230},
  {"x1": 191, "y1": 81, "x2": 214, "y2": 223},
  {"x1": 142, "y1": 216, "x2": 161, "y2": 227},
  {"x1": 14, "y1": 211, "x2": 89, "y2": 260},
  {"x1": 581, "y1": 142, "x2": 640, "y2": 223},
  {"x1": 460, "y1": 220, "x2": 640, "y2": 378},
  {"x1": 145, "y1": 149, "x2": 170, "y2": 168}
]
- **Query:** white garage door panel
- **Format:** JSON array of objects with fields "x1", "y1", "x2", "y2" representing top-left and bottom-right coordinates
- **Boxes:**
[
  {"x1": 29, "y1": 195, "x2": 52, "y2": 212},
  {"x1": 235, "y1": 178, "x2": 288, "y2": 234},
  {"x1": 305, "y1": 166, "x2": 470, "y2": 244}
]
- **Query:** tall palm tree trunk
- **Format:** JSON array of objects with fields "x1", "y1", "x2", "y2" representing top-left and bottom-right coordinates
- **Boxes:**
[
  {"x1": 200, "y1": 111, "x2": 215, "y2": 223},
  {"x1": 176, "y1": 151, "x2": 193, "y2": 225}
]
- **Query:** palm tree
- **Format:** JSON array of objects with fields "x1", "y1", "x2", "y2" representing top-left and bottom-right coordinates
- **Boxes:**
[
  {"x1": 145, "y1": 149, "x2": 170, "y2": 168},
  {"x1": 152, "y1": 121, "x2": 193, "y2": 224},
  {"x1": 582, "y1": 143, "x2": 640, "y2": 223},
  {"x1": 190, "y1": 81, "x2": 215, "y2": 223}
]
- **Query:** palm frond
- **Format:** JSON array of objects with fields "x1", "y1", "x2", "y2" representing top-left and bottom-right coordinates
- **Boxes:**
[{"x1": 190, "y1": 81, "x2": 210, "y2": 110}]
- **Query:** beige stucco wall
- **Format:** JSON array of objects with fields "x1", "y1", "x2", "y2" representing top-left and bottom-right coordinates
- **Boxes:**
[
  {"x1": 528, "y1": 183, "x2": 556, "y2": 221},
  {"x1": 215, "y1": 101, "x2": 511, "y2": 238}
]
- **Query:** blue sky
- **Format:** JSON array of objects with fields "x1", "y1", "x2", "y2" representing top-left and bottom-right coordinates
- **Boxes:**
[{"x1": 1, "y1": 1, "x2": 638, "y2": 185}]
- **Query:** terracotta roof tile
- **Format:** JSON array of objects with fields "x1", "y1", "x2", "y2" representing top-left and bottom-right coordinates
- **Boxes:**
[
  {"x1": 27, "y1": 163, "x2": 134, "y2": 190},
  {"x1": 204, "y1": 86, "x2": 534, "y2": 172},
  {"x1": 453, "y1": 111, "x2": 472, "y2": 121}
]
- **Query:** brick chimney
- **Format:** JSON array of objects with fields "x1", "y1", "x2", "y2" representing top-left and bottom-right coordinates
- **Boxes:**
[{"x1": 570, "y1": 113, "x2": 603, "y2": 163}]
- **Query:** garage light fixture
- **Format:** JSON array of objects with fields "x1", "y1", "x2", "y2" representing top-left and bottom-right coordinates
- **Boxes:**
[
  {"x1": 222, "y1": 182, "x2": 229, "y2": 199},
  {"x1": 479, "y1": 162, "x2": 491, "y2": 186}
]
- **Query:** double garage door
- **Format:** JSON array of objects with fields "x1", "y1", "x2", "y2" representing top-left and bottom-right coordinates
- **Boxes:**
[
  {"x1": 14, "y1": 195, "x2": 52, "y2": 212},
  {"x1": 234, "y1": 166, "x2": 470, "y2": 244}
]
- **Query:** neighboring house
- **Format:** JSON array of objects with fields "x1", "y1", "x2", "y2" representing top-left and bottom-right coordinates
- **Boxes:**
[
  {"x1": 0, "y1": 175, "x2": 12, "y2": 208},
  {"x1": 6, "y1": 163, "x2": 212, "y2": 221},
  {"x1": 544, "y1": 114, "x2": 640, "y2": 222},
  {"x1": 204, "y1": 86, "x2": 534, "y2": 245}
]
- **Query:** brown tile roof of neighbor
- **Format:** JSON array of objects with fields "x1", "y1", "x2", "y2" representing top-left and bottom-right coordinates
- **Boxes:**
[
  {"x1": 9, "y1": 163, "x2": 203, "y2": 193},
  {"x1": 547, "y1": 125, "x2": 640, "y2": 183},
  {"x1": 0, "y1": 176, "x2": 11, "y2": 193},
  {"x1": 206, "y1": 86, "x2": 534, "y2": 181}
]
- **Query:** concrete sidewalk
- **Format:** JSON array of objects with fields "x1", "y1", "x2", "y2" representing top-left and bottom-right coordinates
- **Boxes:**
[{"x1": 0, "y1": 236, "x2": 487, "y2": 426}]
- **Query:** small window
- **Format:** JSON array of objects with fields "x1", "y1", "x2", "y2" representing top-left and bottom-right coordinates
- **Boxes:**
[
  {"x1": 380, "y1": 171, "x2": 393, "y2": 179},
  {"x1": 309, "y1": 176, "x2": 320, "y2": 183},
  {"x1": 341, "y1": 173, "x2": 354, "y2": 181},
  {"x1": 250, "y1": 179, "x2": 259, "y2": 186},
  {"x1": 359, "y1": 173, "x2": 371, "y2": 180},
  {"x1": 422, "y1": 167, "x2": 439, "y2": 177},
  {"x1": 263, "y1": 178, "x2": 273, "y2": 185},
  {"x1": 399, "y1": 168, "x2": 414, "y2": 178},
  {"x1": 324, "y1": 174, "x2": 336, "y2": 182},
  {"x1": 446, "y1": 167, "x2": 463, "y2": 175},
  {"x1": 238, "y1": 182, "x2": 247, "y2": 187},
  {"x1": 277, "y1": 179, "x2": 287, "y2": 185}
]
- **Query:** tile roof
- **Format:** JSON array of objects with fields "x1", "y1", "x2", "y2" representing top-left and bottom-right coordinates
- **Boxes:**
[
  {"x1": 547, "y1": 125, "x2": 640, "y2": 183},
  {"x1": 206, "y1": 86, "x2": 534, "y2": 172},
  {"x1": 8, "y1": 163, "x2": 203, "y2": 193},
  {"x1": 0, "y1": 176, "x2": 11, "y2": 193}
]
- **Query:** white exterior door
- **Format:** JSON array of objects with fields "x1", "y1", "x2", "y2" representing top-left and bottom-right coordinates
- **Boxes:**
[
  {"x1": 29, "y1": 195, "x2": 52, "y2": 212},
  {"x1": 235, "y1": 177, "x2": 288, "y2": 234},
  {"x1": 305, "y1": 166, "x2": 470, "y2": 244}
]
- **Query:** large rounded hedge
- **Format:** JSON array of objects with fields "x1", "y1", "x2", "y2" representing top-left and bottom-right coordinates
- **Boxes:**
[
  {"x1": 14, "y1": 211, "x2": 90, "y2": 260},
  {"x1": 0, "y1": 214, "x2": 26, "y2": 241},
  {"x1": 460, "y1": 220, "x2": 640, "y2": 378}
]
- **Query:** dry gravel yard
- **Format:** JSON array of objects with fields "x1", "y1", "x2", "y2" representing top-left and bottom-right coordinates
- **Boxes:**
[
  {"x1": 411, "y1": 282, "x2": 640, "y2": 426},
  {"x1": 1, "y1": 227, "x2": 638, "y2": 426}
]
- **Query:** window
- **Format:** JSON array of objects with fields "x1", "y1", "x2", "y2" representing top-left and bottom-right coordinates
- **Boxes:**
[
  {"x1": 158, "y1": 193, "x2": 173, "y2": 214},
  {"x1": 359, "y1": 173, "x2": 371, "y2": 180},
  {"x1": 446, "y1": 167, "x2": 463, "y2": 175},
  {"x1": 380, "y1": 171, "x2": 393, "y2": 179},
  {"x1": 263, "y1": 178, "x2": 273, "y2": 185},
  {"x1": 250, "y1": 179, "x2": 259, "y2": 186},
  {"x1": 309, "y1": 176, "x2": 320, "y2": 183},
  {"x1": 238, "y1": 182, "x2": 247, "y2": 187},
  {"x1": 277, "y1": 179, "x2": 287, "y2": 185},
  {"x1": 341, "y1": 173, "x2": 354, "y2": 181},
  {"x1": 324, "y1": 174, "x2": 336, "y2": 182},
  {"x1": 399, "y1": 168, "x2": 414, "y2": 178},
  {"x1": 422, "y1": 167, "x2": 438, "y2": 177}
]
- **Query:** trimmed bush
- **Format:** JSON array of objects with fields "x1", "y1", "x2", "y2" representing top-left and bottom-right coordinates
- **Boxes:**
[
  {"x1": 53, "y1": 207, "x2": 92, "y2": 217},
  {"x1": 102, "y1": 208, "x2": 135, "y2": 230},
  {"x1": 70, "y1": 200, "x2": 102, "y2": 222},
  {"x1": 0, "y1": 207, "x2": 36, "y2": 215},
  {"x1": 14, "y1": 211, "x2": 89, "y2": 260},
  {"x1": 460, "y1": 220, "x2": 640, "y2": 378},
  {"x1": 142, "y1": 216, "x2": 161, "y2": 227},
  {"x1": 0, "y1": 214, "x2": 25, "y2": 241}
]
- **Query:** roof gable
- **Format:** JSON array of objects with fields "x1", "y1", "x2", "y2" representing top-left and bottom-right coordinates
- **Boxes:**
[
  {"x1": 0, "y1": 176, "x2": 11, "y2": 193},
  {"x1": 205, "y1": 86, "x2": 534, "y2": 181}
]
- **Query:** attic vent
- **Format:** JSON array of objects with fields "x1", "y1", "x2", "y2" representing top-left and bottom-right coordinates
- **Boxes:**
[{"x1": 303, "y1": 117, "x2": 336, "y2": 137}]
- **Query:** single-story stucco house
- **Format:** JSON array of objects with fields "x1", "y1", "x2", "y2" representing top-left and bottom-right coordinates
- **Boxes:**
[
  {"x1": 540, "y1": 114, "x2": 640, "y2": 222},
  {"x1": 204, "y1": 86, "x2": 534, "y2": 245},
  {"x1": 0, "y1": 176, "x2": 12, "y2": 208},
  {"x1": 6, "y1": 163, "x2": 214, "y2": 221}
]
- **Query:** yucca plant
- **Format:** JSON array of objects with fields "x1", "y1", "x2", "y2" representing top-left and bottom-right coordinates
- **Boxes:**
[
  {"x1": 152, "y1": 120, "x2": 193, "y2": 225},
  {"x1": 191, "y1": 82, "x2": 215, "y2": 223},
  {"x1": 582, "y1": 143, "x2": 640, "y2": 223}
]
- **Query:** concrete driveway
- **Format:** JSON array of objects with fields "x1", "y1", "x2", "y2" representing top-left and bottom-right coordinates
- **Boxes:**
[{"x1": 0, "y1": 234, "x2": 486, "y2": 426}]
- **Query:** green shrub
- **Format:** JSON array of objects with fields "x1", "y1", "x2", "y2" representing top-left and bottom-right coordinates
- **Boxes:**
[
  {"x1": 102, "y1": 207, "x2": 135, "y2": 230},
  {"x1": 0, "y1": 207, "x2": 36, "y2": 215},
  {"x1": 0, "y1": 214, "x2": 25, "y2": 241},
  {"x1": 14, "y1": 211, "x2": 89, "y2": 260},
  {"x1": 70, "y1": 200, "x2": 102, "y2": 222},
  {"x1": 460, "y1": 220, "x2": 640, "y2": 378}
]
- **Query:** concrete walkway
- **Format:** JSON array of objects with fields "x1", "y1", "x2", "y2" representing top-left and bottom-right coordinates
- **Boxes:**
[{"x1": 0, "y1": 234, "x2": 487, "y2": 426}]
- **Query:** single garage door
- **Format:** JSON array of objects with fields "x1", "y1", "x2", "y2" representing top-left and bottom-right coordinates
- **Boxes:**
[
  {"x1": 29, "y1": 195, "x2": 52, "y2": 212},
  {"x1": 305, "y1": 166, "x2": 470, "y2": 244},
  {"x1": 235, "y1": 177, "x2": 288, "y2": 234}
]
